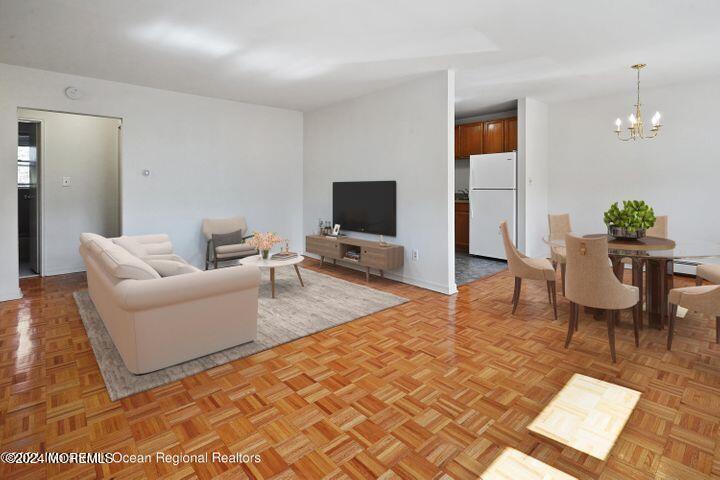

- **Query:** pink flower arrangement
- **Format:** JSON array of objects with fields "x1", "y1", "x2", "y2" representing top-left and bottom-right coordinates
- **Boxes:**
[{"x1": 247, "y1": 231, "x2": 283, "y2": 252}]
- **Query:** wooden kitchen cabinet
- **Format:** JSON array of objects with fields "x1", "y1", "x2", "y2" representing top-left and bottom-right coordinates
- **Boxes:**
[
  {"x1": 482, "y1": 119, "x2": 505, "y2": 154},
  {"x1": 457, "y1": 122, "x2": 483, "y2": 158},
  {"x1": 456, "y1": 116, "x2": 517, "y2": 158},
  {"x1": 504, "y1": 117, "x2": 517, "y2": 152},
  {"x1": 455, "y1": 202, "x2": 470, "y2": 251}
]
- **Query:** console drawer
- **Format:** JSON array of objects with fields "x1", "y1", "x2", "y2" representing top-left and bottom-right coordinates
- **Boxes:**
[
  {"x1": 306, "y1": 237, "x2": 340, "y2": 258},
  {"x1": 361, "y1": 249, "x2": 387, "y2": 268}
]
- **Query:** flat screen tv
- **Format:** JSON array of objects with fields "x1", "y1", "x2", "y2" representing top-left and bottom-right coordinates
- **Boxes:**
[{"x1": 333, "y1": 181, "x2": 396, "y2": 236}]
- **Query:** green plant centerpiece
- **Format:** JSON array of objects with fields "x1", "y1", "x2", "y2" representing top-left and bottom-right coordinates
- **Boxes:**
[{"x1": 603, "y1": 200, "x2": 656, "y2": 240}]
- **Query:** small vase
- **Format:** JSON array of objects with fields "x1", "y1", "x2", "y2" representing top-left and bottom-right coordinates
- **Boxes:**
[{"x1": 261, "y1": 249, "x2": 270, "y2": 259}]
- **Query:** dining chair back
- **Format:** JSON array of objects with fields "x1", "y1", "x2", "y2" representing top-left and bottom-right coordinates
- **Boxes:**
[
  {"x1": 647, "y1": 215, "x2": 668, "y2": 238},
  {"x1": 500, "y1": 221, "x2": 558, "y2": 319},
  {"x1": 548, "y1": 213, "x2": 571, "y2": 293},
  {"x1": 564, "y1": 233, "x2": 640, "y2": 361},
  {"x1": 548, "y1": 214, "x2": 572, "y2": 241}
]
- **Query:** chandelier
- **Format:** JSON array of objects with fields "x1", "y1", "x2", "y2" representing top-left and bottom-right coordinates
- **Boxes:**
[{"x1": 614, "y1": 64, "x2": 662, "y2": 141}]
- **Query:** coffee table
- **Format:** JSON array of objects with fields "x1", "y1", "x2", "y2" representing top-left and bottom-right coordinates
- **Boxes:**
[{"x1": 240, "y1": 254, "x2": 305, "y2": 299}]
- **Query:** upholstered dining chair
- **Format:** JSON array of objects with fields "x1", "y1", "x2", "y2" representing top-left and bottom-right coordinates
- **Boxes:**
[
  {"x1": 202, "y1": 216, "x2": 258, "y2": 270},
  {"x1": 647, "y1": 215, "x2": 668, "y2": 238},
  {"x1": 500, "y1": 221, "x2": 558, "y2": 319},
  {"x1": 696, "y1": 263, "x2": 720, "y2": 286},
  {"x1": 564, "y1": 233, "x2": 640, "y2": 362},
  {"x1": 548, "y1": 213, "x2": 571, "y2": 294},
  {"x1": 667, "y1": 284, "x2": 720, "y2": 350}
]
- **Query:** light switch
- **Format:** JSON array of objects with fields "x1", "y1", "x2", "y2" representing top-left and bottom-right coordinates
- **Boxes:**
[{"x1": 62, "y1": 176, "x2": 71, "y2": 187}]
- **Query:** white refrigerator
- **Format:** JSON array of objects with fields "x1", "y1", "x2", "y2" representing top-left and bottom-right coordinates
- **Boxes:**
[{"x1": 469, "y1": 152, "x2": 517, "y2": 260}]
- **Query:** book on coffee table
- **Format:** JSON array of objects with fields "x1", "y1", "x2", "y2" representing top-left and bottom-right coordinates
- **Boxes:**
[{"x1": 271, "y1": 252, "x2": 299, "y2": 260}]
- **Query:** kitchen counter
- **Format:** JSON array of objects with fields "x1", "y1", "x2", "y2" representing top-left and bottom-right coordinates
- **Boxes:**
[{"x1": 455, "y1": 199, "x2": 469, "y2": 204}]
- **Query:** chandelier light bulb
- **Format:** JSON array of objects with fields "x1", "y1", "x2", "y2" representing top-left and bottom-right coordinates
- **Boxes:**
[
  {"x1": 628, "y1": 113, "x2": 637, "y2": 125},
  {"x1": 651, "y1": 111, "x2": 661, "y2": 126}
]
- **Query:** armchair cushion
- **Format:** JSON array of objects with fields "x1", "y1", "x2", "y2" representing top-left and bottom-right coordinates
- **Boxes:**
[
  {"x1": 145, "y1": 259, "x2": 200, "y2": 277},
  {"x1": 216, "y1": 243, "x2": 257, "y2": 255}
]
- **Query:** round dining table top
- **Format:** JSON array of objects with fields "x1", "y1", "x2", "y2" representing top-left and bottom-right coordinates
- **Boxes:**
[{"x1": 545, "y1": 234, "x2": 720, "y2": 260}]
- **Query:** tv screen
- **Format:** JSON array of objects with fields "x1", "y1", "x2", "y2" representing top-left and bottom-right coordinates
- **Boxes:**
[{"x1": 333, "y1": 181, "x2": 396, "y2": 236}]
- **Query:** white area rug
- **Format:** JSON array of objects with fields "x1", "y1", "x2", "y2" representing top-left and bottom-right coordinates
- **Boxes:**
[{"x1": 73, "y1": 267, "x2": 407, "y2": 401}]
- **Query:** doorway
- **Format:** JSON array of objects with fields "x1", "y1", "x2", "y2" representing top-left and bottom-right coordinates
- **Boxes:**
[
  {"x1": 18, "y1": 121, "x2": 41, "y2": 278},
  {"x1": 17, "y1": 109, "x2": 122, "y2": 277}
]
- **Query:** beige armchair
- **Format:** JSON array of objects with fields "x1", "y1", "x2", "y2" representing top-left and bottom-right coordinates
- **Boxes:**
[
  {"x1": 500, "y1": 221, "x2": 558, "y2": 319},
  {"x1": 564, "y1": 233, "x2": 640, "y2": 362},
  {"x1": 667, "y1": 285, "x2": 720, "y2": 350},
  {"x1": 202, "y1": 216, "x2": 258, "y2": 270},
  {"x1": 696, "y1": 264, "x2": 720, "y2": 286},
  {"x1": 548, "y1": 213, "x2": 571, "y2": 294}
]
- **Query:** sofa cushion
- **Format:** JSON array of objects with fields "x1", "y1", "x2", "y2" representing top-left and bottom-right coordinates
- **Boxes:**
[
  {"x1": 113, "y1": 236, "x2": 149, "y2": 258},
  {"x1": 145, "y1": 259, "x2": 200, "y2": 277},
  {"x1": 143, "y1": 241, "x2": 174, "y2": 255},
  {"x1": 99, "y1": 244, "x2": 161, "y2": 280}
]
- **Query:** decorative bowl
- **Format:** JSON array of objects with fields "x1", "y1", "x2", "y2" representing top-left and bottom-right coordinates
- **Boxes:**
[{"x1": 608, "y1": 226, "x2": 646, "y2": 240}]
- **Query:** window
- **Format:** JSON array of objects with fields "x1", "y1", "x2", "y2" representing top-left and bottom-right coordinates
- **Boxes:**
[{"x1": 18, "y1": 146, "x2": 31, "y2": 186}]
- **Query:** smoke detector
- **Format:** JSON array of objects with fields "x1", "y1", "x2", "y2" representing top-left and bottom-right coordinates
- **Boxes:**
[{"x1": 65, "y1": 86, "x2": 82, "y2": 100}]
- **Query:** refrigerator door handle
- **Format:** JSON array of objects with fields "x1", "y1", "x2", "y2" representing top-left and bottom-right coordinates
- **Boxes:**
[{"x1": 470, "y1": 203, "x2": 473, "y2": 218}]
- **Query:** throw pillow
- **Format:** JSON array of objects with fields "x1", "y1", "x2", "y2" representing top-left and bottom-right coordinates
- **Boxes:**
[
  {"x1": 212, "y1": 229, "x2": 246, "y2": 247},
  {"x1": 145, "y1": 259, "x2": 200, "y2": 277},
  {"x1": 99, "y1": 245, "x2": 160, "y2": 280}
]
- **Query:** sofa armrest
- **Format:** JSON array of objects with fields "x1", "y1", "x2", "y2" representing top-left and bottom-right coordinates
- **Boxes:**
[{"x1": 114, "y1": 264, "x2": 261, "y2": 311}]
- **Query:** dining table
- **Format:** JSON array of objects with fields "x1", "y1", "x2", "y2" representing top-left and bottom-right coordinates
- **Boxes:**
[{"x1": 545, "y1": 235, "x2": 720, "y2": 329}]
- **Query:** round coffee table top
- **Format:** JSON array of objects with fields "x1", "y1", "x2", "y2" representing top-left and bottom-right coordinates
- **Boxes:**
[{"x1": 240, "y1": 254, "x2": 304, "y2": 268}]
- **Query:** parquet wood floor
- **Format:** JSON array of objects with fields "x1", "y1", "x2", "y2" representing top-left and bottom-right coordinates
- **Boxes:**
[{"x1": 1, "y1": 259, "x2": 719, "y2": 479}]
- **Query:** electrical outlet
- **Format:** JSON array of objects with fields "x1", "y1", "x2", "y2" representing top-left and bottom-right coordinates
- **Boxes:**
[
  {"x1": 62, "y1": 176, "x2": 71, "y2": 187},
  {"x1": 412, "y1": 249, "x2": 419, "y2": 261}
]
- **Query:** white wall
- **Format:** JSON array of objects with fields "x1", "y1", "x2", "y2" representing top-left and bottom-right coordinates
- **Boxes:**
[
  {"x1": 1, "y1": 63, "x2": 303, "y2": 301},
  {"x1": 548, "y1": 76, "x2": 720, "y2": 251},
  {"x1": 518, "y1": 98, "x2": 550, "y2": 257},
  {"x1": 303, "y1": 71, "x2": 456, "y2": 294},
  {"x1": 455, "y1": 159, "x2": 469, "y2": 192},
  {"x1": 18, "y1": 109, "x2": 121, "y2": 275}
]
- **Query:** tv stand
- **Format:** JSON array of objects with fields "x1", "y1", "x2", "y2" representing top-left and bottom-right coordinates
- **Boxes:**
[{"x1": 305, "y1": 235, "x2": 403, "y2": 282}]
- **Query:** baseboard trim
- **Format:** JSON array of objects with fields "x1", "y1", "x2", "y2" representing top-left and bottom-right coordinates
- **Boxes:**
[
  {"x1": 42, "y1": 266, "x2": 87, "y2": 277},
  {"x1": 303, "y1": 252, "x2": 455, "y2": 295},
  {"x1": 0, "y1": 287, "x2": 23, "y2": 302}
]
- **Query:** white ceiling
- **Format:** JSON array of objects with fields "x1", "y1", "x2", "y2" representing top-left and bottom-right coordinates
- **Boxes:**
[{"x1": 2, "y1": 0, "x2": 719, "y2": 115}]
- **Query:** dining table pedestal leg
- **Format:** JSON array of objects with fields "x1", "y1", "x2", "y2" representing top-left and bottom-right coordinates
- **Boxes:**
[
  {"x1": 646, "y1": 258, "x2": 673, "y2": 329},
  {"x1": 611, "y1": 257, "x2": 624, "y2": 282},
  {"x1": 631, "y1": 258, "x2": 644, "y2": 329}
]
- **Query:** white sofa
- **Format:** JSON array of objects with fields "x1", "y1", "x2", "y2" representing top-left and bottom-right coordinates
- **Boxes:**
[{"x1": 79, "y1": 232, "x2": 260, "y2": 374}]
